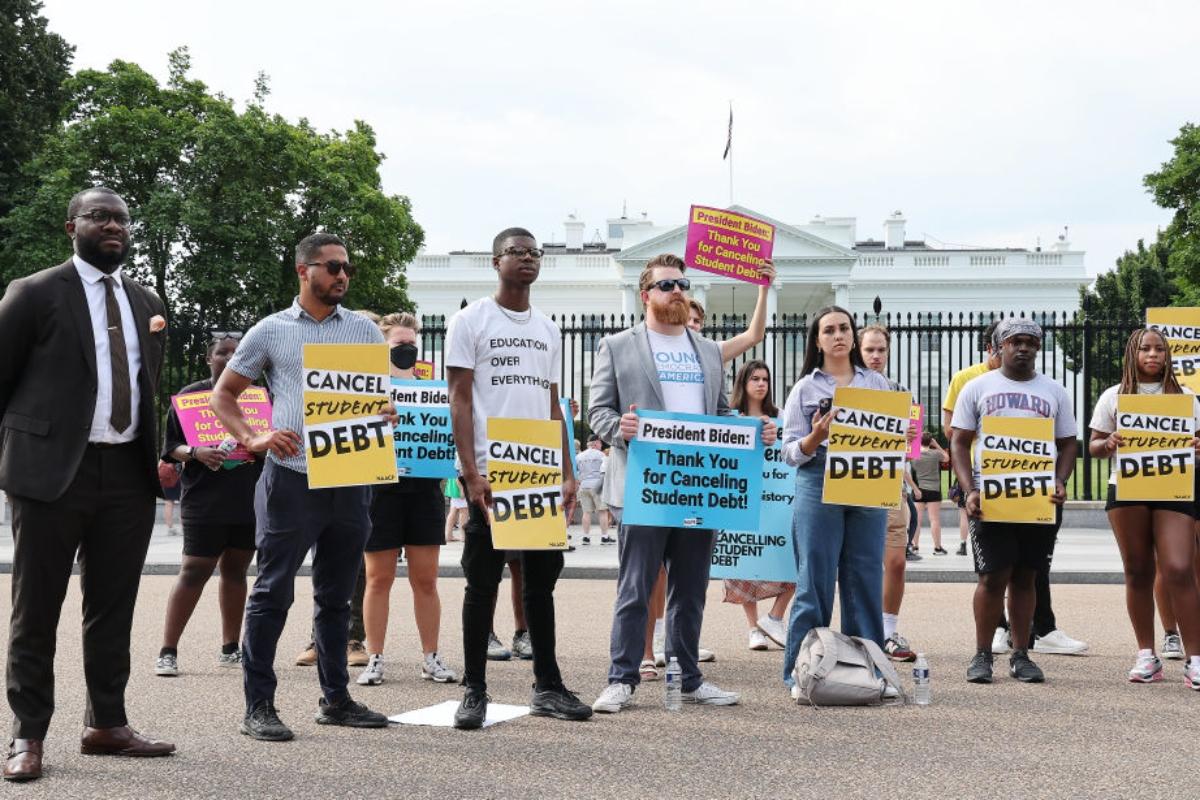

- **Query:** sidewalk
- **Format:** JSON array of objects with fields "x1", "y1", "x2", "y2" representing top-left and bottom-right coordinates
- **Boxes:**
[{"x1": 0, "y1": 519, "x2": 1126, "y2": 582}]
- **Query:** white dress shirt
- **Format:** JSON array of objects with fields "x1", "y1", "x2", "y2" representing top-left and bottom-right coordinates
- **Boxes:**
[{"x1": 74, "y1": 255, "x2": 142, "y2": 443}]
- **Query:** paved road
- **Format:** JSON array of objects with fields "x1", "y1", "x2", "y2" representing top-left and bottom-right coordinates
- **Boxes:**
[{"x1": 0, "y1": 576, "x2": 1189, "y2": 799}]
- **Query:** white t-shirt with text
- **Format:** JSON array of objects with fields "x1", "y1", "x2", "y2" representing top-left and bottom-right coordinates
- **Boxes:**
[
  {"x1": 647, "y1": 328, "x2": 705, "y2": 415},
  {"x1": 1089, "y1": 382, "x2": 1200, "y2": 486}
]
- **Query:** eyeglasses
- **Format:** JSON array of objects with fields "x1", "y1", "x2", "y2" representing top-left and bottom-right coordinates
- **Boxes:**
[
  {"x1": 303, "y1": 260, "x2": 357, "y2": 277},
  {"x1": 210, "y1": 331, "x2": 244, "y2": 341},
  {"x1": 499, "y1": 247, "x2": 544, "y2": 259},
  {"x1": 71, "y1": 209, "x2": 132, "y2": 228},
  {"x1": 648, "y1": 278, "x2": 691, "y2": 293}
]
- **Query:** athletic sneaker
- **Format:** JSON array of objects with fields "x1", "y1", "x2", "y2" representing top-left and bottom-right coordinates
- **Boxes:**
[
  {"x1": 905, "y1": 546, "x2": 922, "y2": 562},
  {"x1": 1161, "y1": 632, "x2": 1185, "y2": 660},
  {"x1": 991, "y1": 627, "x2": 1012, "y2": 655},
  {"x1": 1009, "y1": 650, "x2": 1045, "y2": 683},
  {"x1": 1185, "y1": 662, "x2": 1200, "y2": 690},
  {"x1": 967, "y1": 650, "x2": 994, "y2": 684},
  {"x1": 487, "y1": 631, "x2": 512, "y2": 661},
  {"x1": 315, "y1": 696, "x2": 388, "y2": 728},
  {"x1": 683, "y1": 682, "x2": 739, "y2": 706},
  {"x1": 748, "y1": 629, "x2": 769, "y2": 651},
  {"x1": 347, "y1": 640, "x2": 370, "y2": 667},
  {"x1": 530, "y1": 686, "x2": 593, "y2": 721},
  {"x1": 357, "y1": 654, "x2": 385, "y2": 686},
  {"x1": 883, "y1": 633, "x2": 916, "y2": 662},
  {"x1": 241, "y1": 701, "x2": 293, "y2": 741},
  {"x1": 217, "y1": 649, "x2": 242, "y2": 668},
  {"x1": 581, "y1": 536, "x2": 591, "y2": 545},
  {"x1": 422, "y1": 652, "x2": 457, "y2": 683},
  {"x1": 1129, "y1": 653, "x2": 1164, "y2": 683},
  {"x1": 601, "y1": 536, "x2": 616, "y2": 544},
  {"x1": 652, "y1": 628, "x2": 666, "y2": 667},
  {"x1": 698, "y1": 648, "x2": 716, "y2": 663},
  {"x1": 512, "y1": 630, "x2": 534, "y2": 660},
  {"x1": 956, "y1": 542, "x2": 968, "y2": 556},
  {"x1": 454, "y1": 687, "x2": 489, "y2": 730},
  {"x1": 1032, "y1": 629, "x2": 1088, "y2": 655},
  {"x1": 756, "y1": 614, "x2": 787, "y2": 647},
  {"x1": 592, "y1": 682, "x2": 634, "y2": 713},
  {"x1": 933, "y1": 546, "x2": 948, "y2": 555},
  {"x1": 155, "y1": 653, "x2": 179, "y2": 677}
]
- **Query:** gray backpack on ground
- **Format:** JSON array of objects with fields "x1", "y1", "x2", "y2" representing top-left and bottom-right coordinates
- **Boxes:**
[{"x1": 792, "y1": 627, "x2": 906, "y2": 706}]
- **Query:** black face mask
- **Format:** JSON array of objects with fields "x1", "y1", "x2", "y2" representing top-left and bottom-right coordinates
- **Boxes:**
[{"x1": 390, "y1": 343, "x2": 418, "y2": 370}]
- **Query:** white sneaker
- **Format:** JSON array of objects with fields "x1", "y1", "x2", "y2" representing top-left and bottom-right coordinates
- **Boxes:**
[
  {"x1": 757, "y1": 614, "x2": 787, "y2": 647},
  {"x1": 592, "y1": 682, "x2": 634, "y2": 713},
  {"x1": 216, "y1": 649, "x2": 242, "y2": 668},
  {"x1": 698, "y1": 648, "x2": 716, "y2": 663},
  {"x1": 1162, "y1": 632, "x2": 1185, "y2": 660},
  {"x1": 422, "y1": 652, "x2": 456, "y2": 683},
  {"x1": 789, "y1": 683, "x2": 801, "y2": 701},
  {"x1": 1185, "y1": 662, "x2": 1200, "y2": 690},
  {"x1": 155, "y1": 653, "x2": 178, "y2": 677},
  {"x1": 1032, "y1": 629, "x2": 1089, "y2": 655},
  {"x1": 356, "y1": 653, "x2": 385, "y2": 686},
  {"x1": 991, "y1": 627, "x2": 1012, "y2": 655},
  {"x1": 683, "y1": 681, "x2": 739, "y2": 706},
  {"x1": 748, "y1": 629, "x2": 769, "y2": 651}
]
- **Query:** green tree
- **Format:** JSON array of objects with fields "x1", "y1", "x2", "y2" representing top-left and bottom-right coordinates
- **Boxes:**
[
  {"x1": 0, "y1": 0, "x2": 74, "y2": 234},
  {"x1": 1146, "y1": 123, "x2": 1200, "y2": 301}
]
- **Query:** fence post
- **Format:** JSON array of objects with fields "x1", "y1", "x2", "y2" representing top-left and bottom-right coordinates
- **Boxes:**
[{"x1": 1081, "y1": 296, "x2": 1094, "y2": 501}]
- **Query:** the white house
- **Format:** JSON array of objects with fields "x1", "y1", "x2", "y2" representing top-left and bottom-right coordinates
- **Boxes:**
[{"x1": 404, "y1": 206, "x2": 1088, "y2": 323}]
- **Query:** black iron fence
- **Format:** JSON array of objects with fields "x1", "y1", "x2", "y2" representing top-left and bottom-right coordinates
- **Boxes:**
[{"x1": 164, "y1": 303, "x2": 1143, "y2": 501}]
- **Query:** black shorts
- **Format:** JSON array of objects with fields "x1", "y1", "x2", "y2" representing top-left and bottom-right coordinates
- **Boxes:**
[
  {"x1": 917, "y1": 489, "x2": 942, "y2": 504},
  {"x1": 183, "y1": 522, "x2": 255, "y2": 558},
  {"x1": 1104, "y1": 484, "x2": 1198, "y2": 519},
  {"x1": 366, "y1": 485, "x2": 446, "y2": 551},
  {"x1": 969, "y1": 512, "x2": 1061, "y2": 575}
]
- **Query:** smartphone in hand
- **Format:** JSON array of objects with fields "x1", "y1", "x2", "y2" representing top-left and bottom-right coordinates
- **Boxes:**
[{"x1": 817, "y1": 397, "x2": 832, "y2": 416}]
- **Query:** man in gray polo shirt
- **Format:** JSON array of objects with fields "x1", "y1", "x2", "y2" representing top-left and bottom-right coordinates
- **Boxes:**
[{"x1": 211, "y1": 233, "x2": 391, "y2": 741}]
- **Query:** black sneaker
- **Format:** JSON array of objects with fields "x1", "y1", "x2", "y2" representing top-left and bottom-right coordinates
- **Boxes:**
[
  {"x1": 956, "y1": 542, "x2": 967, "y2": 556},
  {"x1": 581, "y1": 536, "x2": 591, "y2": 545},
  {"x1": 933, "y1": 546, "x2": 948, "y2": 555},
  {"x1": 601, "y1": 536, "x2": 616, "y2": 544},
  {"x1": 241, "y1": 702, "x2": 294, "y2": 741},
  {"x1": 905, "y1": 546, "x2": 923, "y2": 562},
  {"x1": 454, "y1": 687, "x2": 489, "y2": 730},
  {"x1": 530, "y1": 685, "x2": 594, "y2": 721},
  {"x1": 966, "y1": 650, "x2": 994, "y2": 684},
  {"x1": 315, "y1": 696, "x2": 388, "y2": 728},
  {"x1": 1009, "y1": 650, "x2": 1045, "y2": 683}
]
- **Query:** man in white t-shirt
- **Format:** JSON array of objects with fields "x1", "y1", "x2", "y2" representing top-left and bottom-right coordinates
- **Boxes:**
[
  {"x1": 950, "y1": 318, "x2": 1079, "y2": 686},
  {"x1": 444, "y1": 227, "x2": 590, "y2": 729},
  {"x1": 575, "y1": 435, "x2": 612, "y2": 544},
  {"x1": 587, "y1": 254, "x2": 777, "y2": 713}
]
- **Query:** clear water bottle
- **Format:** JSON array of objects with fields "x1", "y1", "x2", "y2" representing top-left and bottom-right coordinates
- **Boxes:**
[
  {"x1": 664, "y1": 657, "x2": 682, "y2": 711},
  {"x1": 913, "y1": 653, "x2": 931, "y2": 706},
  {"x1": 212, "y1": 437, "x2": 239, "y2": 470}
]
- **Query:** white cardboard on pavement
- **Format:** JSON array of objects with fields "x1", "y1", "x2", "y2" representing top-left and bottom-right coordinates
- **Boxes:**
[{"x1": 388, "y1": 700, "x2": 530, "y2": 728}]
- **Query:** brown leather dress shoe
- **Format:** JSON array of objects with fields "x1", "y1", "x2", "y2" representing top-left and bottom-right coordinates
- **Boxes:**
[
  {"x1": 3, "y1": 739, "x2": 43, "y2": 781},
  {"x1": 80, "y1": 726, "x2": 175, "y2": 757}
]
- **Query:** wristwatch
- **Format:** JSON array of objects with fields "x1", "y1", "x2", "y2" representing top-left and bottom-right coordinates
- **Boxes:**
[{"x1": 183, "y1": 445, "x2": 195, "y2": 459}]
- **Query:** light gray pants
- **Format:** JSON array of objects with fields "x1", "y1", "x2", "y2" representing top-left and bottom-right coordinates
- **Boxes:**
[{"x1": 607, "y1": 525, "x2": 716, "y2": 693}]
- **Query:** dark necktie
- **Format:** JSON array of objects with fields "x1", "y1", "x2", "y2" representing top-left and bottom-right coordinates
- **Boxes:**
[{"x1": 102, "y1": 276, "x2": 132, "y2": 433}]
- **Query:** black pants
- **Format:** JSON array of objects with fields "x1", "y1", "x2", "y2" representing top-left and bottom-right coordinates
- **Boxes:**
[
  {"x1": 6, "y1": 441, "x2": 155, "y2": 739},
  {"x1": 308, "y1": 559, "x2": 366, "y2": 646},
  {"x1": 461, "y1": 503, "x2": 564, "y2": 692},
  {"x1": 241, "y1": 461, "x2": 371, "y2": 712}
]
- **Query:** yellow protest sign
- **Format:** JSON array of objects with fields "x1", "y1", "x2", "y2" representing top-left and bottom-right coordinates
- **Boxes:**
[
  {"x1": 1115, "y1": 394, "x2": 1195, "y2": 501},
  {"x1": 979, "y1": 416, "x2": 1056, "y2": 523},
  {"x1": 302, "y1": 344, "x2": 397, "y2": 489},
  {"x1": 1146, "y1": 308, "x2": 1200, "y2": 392},
  {"x1": 822, "y1": 387, "x2": 911, "y2": 509},
  {"x1": 487, "y1": 417, "x2": 568, "y2": 550}
]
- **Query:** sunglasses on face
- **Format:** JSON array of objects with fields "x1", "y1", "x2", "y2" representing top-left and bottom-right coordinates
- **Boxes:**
[
  {"x1": 303, "y1": 260, "x2": 357, "y2": 277},
  {"x1": 210, "y1": 331, "x2": 244, "y2": 341},
  {"x1": 71, "y1": 209, "x2": 132, "y2": 228},
  {"x1": 649, "y1": 278, "x2": 691, "y2": 293}
]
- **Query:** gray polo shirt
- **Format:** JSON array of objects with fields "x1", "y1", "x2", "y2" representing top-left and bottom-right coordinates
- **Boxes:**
[{"x1": 227, "y1": 297, "x2": 385, "y2": 473}]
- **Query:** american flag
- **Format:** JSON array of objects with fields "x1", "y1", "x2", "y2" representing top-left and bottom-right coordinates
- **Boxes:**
[{"x1": 722, "y1": 105, "x2": 732, "y2": 160}]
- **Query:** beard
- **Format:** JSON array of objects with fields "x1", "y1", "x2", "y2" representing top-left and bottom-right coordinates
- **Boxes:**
[
  {"x1": 75, "y1": 235, "x2": 130, "y2": 273},
  {"x1": 312, "y1": 282, "x2": 347, "y2": 306},
  {"x1": 650, "y1": 295, "x2": 690, "y2": 326}
]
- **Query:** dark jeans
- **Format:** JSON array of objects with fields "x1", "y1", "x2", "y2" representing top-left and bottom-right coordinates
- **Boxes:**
[
  {"x1": 308, "y1": 558, "x2": 366, "y2": 645},
  {"x1": 241, "y1": 461, "x2": 371, "y2": 712},
  {"x1": 905, "y1": 494, "x2": 918, "y2": 544},
  {"x1": 460, "y1": 503, "x2": 564, "y2": 692},
  {"x1": 6, "y1": 441, "x2": 155, "y2": 739}
]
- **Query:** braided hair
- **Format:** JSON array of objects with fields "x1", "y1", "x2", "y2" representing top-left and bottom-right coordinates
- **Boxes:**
[{"x1": 1119, "y1": 328, "x2": 1183, "y2": 395}]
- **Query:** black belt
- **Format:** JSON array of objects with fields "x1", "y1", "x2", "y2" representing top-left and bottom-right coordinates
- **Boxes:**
[{"x1": 87, "y1": 439, "x2": 141, "y2": 450}]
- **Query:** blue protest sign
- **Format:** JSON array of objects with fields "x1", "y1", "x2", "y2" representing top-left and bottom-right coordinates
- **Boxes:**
[
  {"x1": 711, "y1": 422, "x2": 798, "y2": 581},
  {"x1": 390, "y1": 378, "x2": 456, "y2": 479},
  {"x1": 560, "y1": 396, "x2": 578, "y2": 476},
  {"x1": 623, "y1": 410, "x2": 764, "y2": 530}
]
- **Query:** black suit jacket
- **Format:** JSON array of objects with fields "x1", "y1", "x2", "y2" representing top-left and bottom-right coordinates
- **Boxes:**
[{"x1": 0, "y1": 259, "x2": 167, "y2": 502}]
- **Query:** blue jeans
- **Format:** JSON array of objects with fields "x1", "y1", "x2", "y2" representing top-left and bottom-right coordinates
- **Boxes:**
[{"x1": 782, "y1": 450, "x2": 887, "y2": 684}]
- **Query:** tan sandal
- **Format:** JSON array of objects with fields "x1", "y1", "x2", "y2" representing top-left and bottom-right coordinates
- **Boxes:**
[{"x1": 639, "y1": 659, "x2": 661, "y2": 681}]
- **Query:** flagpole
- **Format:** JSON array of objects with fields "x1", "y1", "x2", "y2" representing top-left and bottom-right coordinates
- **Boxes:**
[{"x1": 727, "y1": 100, "x2": 733, "y2": 205}]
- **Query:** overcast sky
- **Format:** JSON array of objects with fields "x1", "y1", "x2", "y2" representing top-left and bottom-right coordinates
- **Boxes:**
[{"x1": 41, "y1": 0, "x2": 1200, "y2": 277}]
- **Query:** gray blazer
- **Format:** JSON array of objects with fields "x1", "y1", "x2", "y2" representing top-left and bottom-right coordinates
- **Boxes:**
[{"x1": 588, "y1": 323, "x2": 730, "y2": 493}]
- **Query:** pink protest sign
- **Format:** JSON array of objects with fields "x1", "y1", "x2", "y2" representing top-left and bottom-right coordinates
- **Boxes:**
[
  {"x1": 171, "y1": 387, "x2": 272, "y2": 461},
  {"x1": 683, "y1": 205, "x2": 775, "y2": 285},
  {"x1": 907, "y1": 404, "x2": 924, "y2": 460}
]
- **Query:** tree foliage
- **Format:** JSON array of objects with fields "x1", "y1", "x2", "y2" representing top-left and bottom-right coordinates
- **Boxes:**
[
  {"x1": 0, "y1": 0, "x2": 73, "y2": 227},
  {"x1": 1145, "y1": 123, "x2": 1200, "y2": 303},
  {"x1": 0, "y1": 49, "x2": 424, "y2": 331}
]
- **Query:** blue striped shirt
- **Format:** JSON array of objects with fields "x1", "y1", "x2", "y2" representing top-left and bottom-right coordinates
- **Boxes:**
[
  {"x1": 227, "y1": 298, "x2": 385, "y2": 473},
  {"x1": 781, "y1": 365, "x2": 892, "y2": 466}
]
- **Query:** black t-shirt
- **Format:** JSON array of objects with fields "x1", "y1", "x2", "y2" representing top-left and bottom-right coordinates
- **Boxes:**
[{"x1": 162, "y1": 378, "x2": 263, "y2": 526}]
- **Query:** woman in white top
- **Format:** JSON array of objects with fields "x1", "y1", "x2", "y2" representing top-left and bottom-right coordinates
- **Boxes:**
[{"x1": 1088, "y1": 327, "x2": 1200, "y2": 688}]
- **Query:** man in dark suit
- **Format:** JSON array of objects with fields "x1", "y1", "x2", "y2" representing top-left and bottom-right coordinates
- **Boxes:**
[{"x1": 0, "y1": 186, "x2": 175, "y2": 782}]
